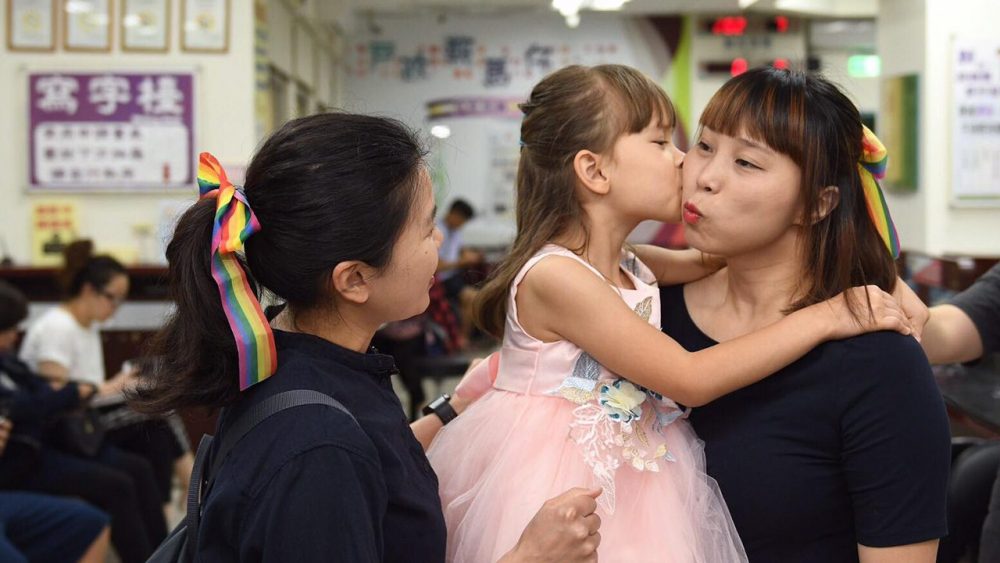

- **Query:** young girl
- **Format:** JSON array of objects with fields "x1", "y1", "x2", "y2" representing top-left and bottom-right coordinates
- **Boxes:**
[{"x1": 425, "y1": 64, "x2": 912, "y2": 562}]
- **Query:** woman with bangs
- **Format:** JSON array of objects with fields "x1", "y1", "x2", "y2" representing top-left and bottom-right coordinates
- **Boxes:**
[
  {"x1": 649, "y1": 67, "x2": 950, "y2": 562},
  {"x1": 428, "y1": 64, "x2": 918, "y2": 562}
]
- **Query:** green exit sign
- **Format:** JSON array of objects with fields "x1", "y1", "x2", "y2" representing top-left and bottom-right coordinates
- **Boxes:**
[{"x1": 848, "y1": 55, "x2": 881, "y2": 78}]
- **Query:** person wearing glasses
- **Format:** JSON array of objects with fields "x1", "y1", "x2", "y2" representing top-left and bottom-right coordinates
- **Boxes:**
[
  {"x1": 19, "y1": 240, "x2": 133, "y2": 395},
  {"x1": 18, "y1": 240, "x2": 193, "y2": 513}
]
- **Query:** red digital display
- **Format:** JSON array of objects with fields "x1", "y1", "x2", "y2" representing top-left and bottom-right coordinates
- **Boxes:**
[
  {"x1": 731, "y1": 58, "x2": 749, "y2": 76},
  {"x1": 712, "y1": 16, "x2": 747, "y2": 36}
]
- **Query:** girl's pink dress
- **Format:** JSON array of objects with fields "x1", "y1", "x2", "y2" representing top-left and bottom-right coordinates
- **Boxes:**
[{"x1": 427, "y1": 245, "x2": 747, "y2": 562}]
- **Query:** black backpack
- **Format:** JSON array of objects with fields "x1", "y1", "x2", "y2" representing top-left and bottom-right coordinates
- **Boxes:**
[{"x1": 146, "y1": 389, "x2": 360, "y2": 562}]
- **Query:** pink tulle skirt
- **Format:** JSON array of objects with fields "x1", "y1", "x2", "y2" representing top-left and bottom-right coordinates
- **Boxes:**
[{"x1": 427, "y1": 388, "x2": 748, "y2": 563}]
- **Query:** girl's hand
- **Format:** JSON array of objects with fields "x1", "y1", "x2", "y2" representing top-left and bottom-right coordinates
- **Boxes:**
[{"x1": 815, "y1": 285, "x2": 914, "y2": 340}]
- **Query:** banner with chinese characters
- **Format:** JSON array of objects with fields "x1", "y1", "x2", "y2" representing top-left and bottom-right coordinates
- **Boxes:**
[
  {"x1": 348, "y1": 36, "x2": 624, "y2": 88},
  {"x1": 28, "y1": 72, "x2": 195, "y2": 192}
]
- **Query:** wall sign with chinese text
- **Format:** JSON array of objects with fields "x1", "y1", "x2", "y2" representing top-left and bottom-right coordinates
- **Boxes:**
[
  {"x1": 28, "y1": 72, "x2": 195, "y2": 192},
  {"x1": 952, "y1": 39, "x2": 1000, "y2": 205},
  {"x1": 348, "y1": 36, "x2": 623, "y2": 88}
]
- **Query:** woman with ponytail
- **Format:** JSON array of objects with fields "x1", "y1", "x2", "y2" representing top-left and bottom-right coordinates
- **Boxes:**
[{"x1": 133, "y1": 112, "x2": 608, "y2": 562}]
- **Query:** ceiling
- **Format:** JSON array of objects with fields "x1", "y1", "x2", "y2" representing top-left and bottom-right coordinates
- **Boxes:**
[{"x1": 347, "y1": 0, "x2": 877, "y2": 17}]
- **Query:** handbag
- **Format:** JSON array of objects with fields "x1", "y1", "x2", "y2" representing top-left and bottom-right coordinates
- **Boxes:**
[
  {"x1": 146, "y1": 389, "x2": 362, "y2": 563},
  {"x1": 47, "y1": 406, "x2": 106, "y2": 458}
]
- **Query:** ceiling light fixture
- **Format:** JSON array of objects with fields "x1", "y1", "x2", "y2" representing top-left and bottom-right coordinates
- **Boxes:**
[{"x1": 552, "y1": 0, "x2": 631, "y2": 28}]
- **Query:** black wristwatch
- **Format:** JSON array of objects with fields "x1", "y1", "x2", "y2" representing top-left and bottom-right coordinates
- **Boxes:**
[{"x1": 423, "y1": 394, "x2": 458, "y2": 425}]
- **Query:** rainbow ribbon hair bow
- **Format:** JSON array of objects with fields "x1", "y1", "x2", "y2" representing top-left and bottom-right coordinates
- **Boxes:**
[
  {"x1": 198, "y1": 152, "x2": 277, "y2": 391},
  {"x1": 858, "y1": 126, "x2": 901, "y2": 259}
]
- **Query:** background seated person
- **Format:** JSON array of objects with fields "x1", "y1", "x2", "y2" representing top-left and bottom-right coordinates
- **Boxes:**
[
  {"x1": 436, "y1": 198, "x2": 485, "y2": 347},
  {"x1": 0, "y1": 418, "x2": 111, "y2": 563},
  {"x1": 17, "y1": 240, "x2": 193, "y2": 510},
  {"x1": 0, "y1": 280, "x2": 166, "y2": 563}
]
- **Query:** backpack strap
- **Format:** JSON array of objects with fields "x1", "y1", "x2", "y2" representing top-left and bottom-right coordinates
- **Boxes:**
[
  {"x1": 184, "y1": 389, "x2": 361, "y2": 556},
  {"x1": 211, "y1": 389, "x2": 359, "y2": 478}
]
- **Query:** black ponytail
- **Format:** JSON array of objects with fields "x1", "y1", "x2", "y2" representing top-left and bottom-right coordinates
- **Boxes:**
[
  {"x1": 133, "y1": 112, "x2": 427, "y2": 413},
  {"x1": 134, "y1": 199, "x2": 246, "y2": 412}
]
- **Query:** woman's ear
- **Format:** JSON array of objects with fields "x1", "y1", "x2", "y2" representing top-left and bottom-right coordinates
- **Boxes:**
[
  {"x1": 813, "y1": 186, "x2": 841, "y2": 224},
  {"x1": 330, "y1": 261, "x2": 373, "y2": 305},
  {"x1": 572, "y1": 149, "x2": 611, "y2": 196}
]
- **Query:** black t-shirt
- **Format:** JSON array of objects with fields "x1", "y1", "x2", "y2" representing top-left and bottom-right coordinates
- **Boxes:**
[
  {"x1": 951, "y1": 262, "x2": 1000, "y2": 356},
  {"x1": 196, "y1": 330, "x2": 447, "y2": 562},
  {"x1": 660, "y1": 284, "x2": 950, "y2": 562}
]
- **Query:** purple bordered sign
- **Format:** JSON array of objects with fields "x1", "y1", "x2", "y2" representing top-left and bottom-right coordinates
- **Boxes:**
[{"x1": 28, "y1": 72, "x2": 195, "y2": 192}]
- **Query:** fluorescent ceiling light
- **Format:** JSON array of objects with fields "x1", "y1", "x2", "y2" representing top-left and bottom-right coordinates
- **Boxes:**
[{"x1": 430, "y1": 125, "x2": 451, "y2": 139}]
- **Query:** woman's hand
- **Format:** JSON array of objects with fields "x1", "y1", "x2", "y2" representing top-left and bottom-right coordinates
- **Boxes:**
[
  {"x1": 453, "y1": 352, "x2": 499, "y2": 403},
  {"x1": 892, "y1": 277, "x2": 929, "y2": 342},
  {"x1": 499, "y1": 487, "x2": 603, "y2": 563},
  {"x1": 98, "y1": 365, "x2": 138, "y2": 397},
  {"x1": 817, "y1": 285, "x2": 914, "y2": 340},
  {"x1": 76, "y1": 382, "x2": 98, "y2": 402}
]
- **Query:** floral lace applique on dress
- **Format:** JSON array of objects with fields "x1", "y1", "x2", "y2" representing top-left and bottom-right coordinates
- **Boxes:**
[{"x1": 553, "y1": 289, "x2": 687, "y2": 514}]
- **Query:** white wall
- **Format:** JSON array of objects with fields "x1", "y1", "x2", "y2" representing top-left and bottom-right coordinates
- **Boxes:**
[
  {"x1": 264, "y1": 0, "x2": 343, "y2": 120},
  {"x1": 879, "y1": 0, "x2": 1000, "y2": 256}
]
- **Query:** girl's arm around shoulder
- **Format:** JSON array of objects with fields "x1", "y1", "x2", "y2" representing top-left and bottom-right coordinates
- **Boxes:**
[
  {"x1": 633, "y1": 245, "x2": 724, "y2": 286},
  {"x1": 518, "y1": 257, "x2": 913, "y2": 406}
]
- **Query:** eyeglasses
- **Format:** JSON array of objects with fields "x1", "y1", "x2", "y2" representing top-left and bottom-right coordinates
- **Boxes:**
[{"x1": 97, "y1": 289, "x2": 126, "y2": 306}]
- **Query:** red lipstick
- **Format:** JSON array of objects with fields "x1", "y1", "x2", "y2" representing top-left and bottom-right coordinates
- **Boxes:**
[{"x1": 682, "y1": 202, "x2": 702, "y2": 225}]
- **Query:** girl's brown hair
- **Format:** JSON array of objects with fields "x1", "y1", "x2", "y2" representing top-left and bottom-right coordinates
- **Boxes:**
[
  {"x1": 699, "y1": 66, "x2": 896, "y2": 318},
  {"x1": 475, "y1": 64, "x2": 676, "y2": 338}
]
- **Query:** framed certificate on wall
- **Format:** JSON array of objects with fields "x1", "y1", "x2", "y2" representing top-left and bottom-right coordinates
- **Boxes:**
[
  {"x1": 7, "y1": 0, "x2": 56, "y2": 51},
  {"x1": 63, "y1": 0, "x2": 111, "y2": 52},
  {"x1": 122, "y1": 0, "x2": 169, "y2": 52},
  {"x1": 181, "y1": 0, "x2": 228, "y2": 53}
]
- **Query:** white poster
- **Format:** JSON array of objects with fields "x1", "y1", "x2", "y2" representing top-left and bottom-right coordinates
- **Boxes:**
[{"x1": 952, "y1": 39, "x2": 1000, "y2": 204}]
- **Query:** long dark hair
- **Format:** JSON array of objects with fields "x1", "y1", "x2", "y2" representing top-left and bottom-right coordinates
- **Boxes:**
[
  {"x1": 134, "y1": 113, "x2": 426, "y2": 413},
  {"x1": 475, "y1": 64, "x2": 676, "y2": 338},
  {"x1": 59, "y1": 239, "x2": 127, "y2": 299},
  {"x1": 698, "y1": 67, "x2": 897, "y2": 318}
]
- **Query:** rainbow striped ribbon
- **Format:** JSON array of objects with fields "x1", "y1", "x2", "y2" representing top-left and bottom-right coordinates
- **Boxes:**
[
  {"x1": 858, "y1": 125, "x2": 901, "y2": 259},
  {"x1": 197, "y1": 152, "x2": 277, "y2": 391}
]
